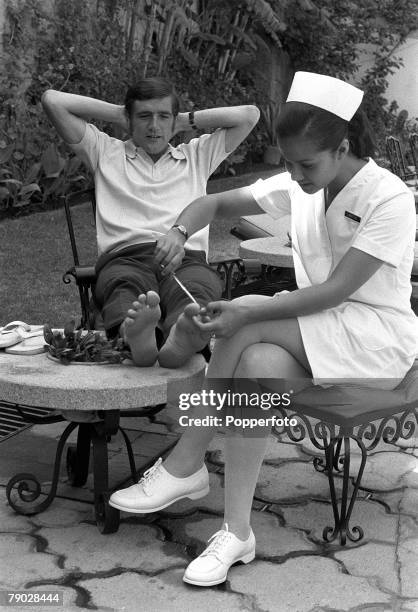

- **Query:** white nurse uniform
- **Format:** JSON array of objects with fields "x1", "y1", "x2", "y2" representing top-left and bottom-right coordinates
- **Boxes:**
[{"x1": 249, "y1": 159, "x2": 418, "y2": 387}]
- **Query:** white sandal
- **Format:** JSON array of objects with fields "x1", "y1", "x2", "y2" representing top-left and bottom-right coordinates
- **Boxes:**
[
  {"x1": 0, "y1": 321, "x2": 44, "y2": 349},
  {"x1": 5, "y1": 335, "x2": 46, "y2": 355}
]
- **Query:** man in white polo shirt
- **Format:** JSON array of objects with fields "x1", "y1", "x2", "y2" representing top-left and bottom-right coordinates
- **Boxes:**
[{"x1": 42, "y1": 77, "x2": 259, "y2": 367}]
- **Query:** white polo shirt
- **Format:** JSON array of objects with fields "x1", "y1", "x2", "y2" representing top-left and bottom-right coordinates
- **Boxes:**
[
  {"x1": 70, "y1": 124, "x2": 228, "y2": 256},
  {"x1": 249, "y1": 159, "x2": 417, "y2": 382}
]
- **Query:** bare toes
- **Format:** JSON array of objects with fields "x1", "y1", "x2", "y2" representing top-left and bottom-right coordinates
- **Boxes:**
[
  {"x1": 146, "y1": 290, "x2": 160, "y2": 307},
  {"x1": 184, "y1": 303, "x2": 201, "y2": 318}
]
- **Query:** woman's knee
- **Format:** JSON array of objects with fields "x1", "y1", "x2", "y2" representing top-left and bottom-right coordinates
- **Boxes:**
[{"x1": 235, "y1": 343, "x2": 307, "y2": 378}]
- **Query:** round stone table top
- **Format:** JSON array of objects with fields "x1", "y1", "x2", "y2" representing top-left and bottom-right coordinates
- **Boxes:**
[
  {"x1": 0, "y1": 351, "x2": 206, "y2": 411},
  {"x1": 239, "y1": 236, "x2": 294, "y2": 268}
]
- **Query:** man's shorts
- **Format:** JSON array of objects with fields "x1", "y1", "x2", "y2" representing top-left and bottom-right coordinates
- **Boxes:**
[{"x1": 94, "y1": 242, "x2": 223, "y2": 337}]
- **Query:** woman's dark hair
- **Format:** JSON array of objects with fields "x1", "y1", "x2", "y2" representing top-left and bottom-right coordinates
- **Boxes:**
[
  {"x1": 124, "y1": 77, "x2": 180, "y2": 118},
  {"x1": 276, "y1": 101, "x2": 376, "y2": 158}
]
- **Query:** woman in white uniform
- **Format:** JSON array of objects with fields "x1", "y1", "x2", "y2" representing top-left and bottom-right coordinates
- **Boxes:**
[{"x1": 109, "y1": 73, "x2": 417, "y2": 586}]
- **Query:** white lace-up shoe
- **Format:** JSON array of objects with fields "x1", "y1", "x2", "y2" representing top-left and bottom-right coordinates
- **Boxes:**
[
  {"x1": 108, "y1": 458, "x2": 209, "y2": 513},
  {"x1": 183, "y1": 524, "x2": 255, "y2": 586}
]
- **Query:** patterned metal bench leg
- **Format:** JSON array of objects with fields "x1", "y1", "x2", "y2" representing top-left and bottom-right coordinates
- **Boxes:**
[
  {"x1": 273, "y1": 412, "x2": 366, "y2": 546},
  {"x1": 274, "y1": 406, "x2": 418, "y2": 546},
  {"x1": 314, "y1": 431, "x2": 366, "y2": 545}
]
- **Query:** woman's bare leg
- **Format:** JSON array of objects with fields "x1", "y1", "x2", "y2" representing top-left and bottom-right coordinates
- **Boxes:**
[
  {"x1": 164, "y1": 295, "x2": 310, "y2": 477},
  {"x1": 222, "y1": 343, "x2": 311, "y2": 540}
]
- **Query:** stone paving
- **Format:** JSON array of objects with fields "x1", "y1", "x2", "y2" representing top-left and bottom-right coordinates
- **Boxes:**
[{"x1": 0, "y1": 409, "x2": 418, "y2": 612}]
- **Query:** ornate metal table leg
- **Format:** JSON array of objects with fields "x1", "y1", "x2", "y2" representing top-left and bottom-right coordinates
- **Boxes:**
[
  {"x1": 66, "y1": 423, "x2": 92, "y2": 487},
  {"x1": 6, "y1": 421, "x2": 79, "y2": 515},
  {"x1": 91, "y1": 411, "x2": 120, "y2": 534}
]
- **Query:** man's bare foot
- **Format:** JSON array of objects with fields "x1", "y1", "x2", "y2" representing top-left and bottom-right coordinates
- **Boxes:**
[
  {"x1": 158, "y1": 303, "x2": 210, "y2": 369},
  {"x1": 122, "y1": 291, "x2": 160, "y2": 366}
]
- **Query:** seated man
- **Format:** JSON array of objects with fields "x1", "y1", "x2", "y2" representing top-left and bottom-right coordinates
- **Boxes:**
[{"x1": 42, "y1": 78, "x2": 259, "y2": 367}]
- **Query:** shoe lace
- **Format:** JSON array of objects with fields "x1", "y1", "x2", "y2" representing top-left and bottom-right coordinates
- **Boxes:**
[
  {"x1": 138, "y1": 457, "x2": 163, "y2": 496},
  {"x1": 201, "y1": 523, "x2": 234, "y2": 560}
]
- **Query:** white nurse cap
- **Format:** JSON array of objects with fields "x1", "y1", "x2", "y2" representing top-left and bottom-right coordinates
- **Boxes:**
[{"x1": 286, "y1": 71, "x2": 364, "y2": 121}]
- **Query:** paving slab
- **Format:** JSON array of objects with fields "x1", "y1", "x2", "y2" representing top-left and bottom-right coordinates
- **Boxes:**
[
  {"x1": 207, "y1": 433, "x2": 304, "y2": 464},
  {"x1": 29, "y1": 498, "x2": 94, "y2": 528},
  {"x1": 0, "y1": 548, "x2": 64, "y2": 590},
  {"x1": 0, "y1": 501, "x2": 35, "y2": 533},
  {"x1": 399, "y1": 512, "x2": 418, "y2": 541},
  {"x1": 399, "y1": 488, "x2": 418, "y2": 518},
  {"x1": 42, "y1": 522, "x2": 186, "y2": 574},
  {"x1": 349, "y1": 451, "x2": 418, "y2": 491},
  {"x1": 401, "y1": 601, "x2": 418, "y2": 611},
  {"x1": 119, "y1": 404, "x2": 187, "y2": 436},
  {"x1": 335, "y1": 542, "x2": 399, "y2": 592},
  {"x1": 401, "y1": 463, "x2": 418, "y2": 489},
  {"x1": 1, "y1": 423, "x2": 417, "y2": 612},
  {"x1": 163, "y1": 512, "x2": 316, "y2": 559},
  {"x1": 228, "y1": 557, "x2": 392, "y2": 611},
  {"x1": 83, "y1": 571, "x2": 249, "y2": 612},
  {"x1": 0, "y1": 428, "x2": 68, "y2": 486},
  {"x1": 279, "y1": 498, "x2": 398, "y2": 543},
  {"x1": 256, "y1": 461, "x2": 341, "y2": 502},
  {"x1": 398, "y1": 537, "x2": 418, "y2": 598}
]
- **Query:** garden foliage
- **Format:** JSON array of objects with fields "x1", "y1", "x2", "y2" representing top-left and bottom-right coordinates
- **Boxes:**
[{"x1": 0, "y1": 0, "x2": 417, "y2": 217}]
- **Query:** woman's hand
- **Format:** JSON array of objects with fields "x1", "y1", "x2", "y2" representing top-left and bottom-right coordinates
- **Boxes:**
[{"x1": 193, "y1": 300, "x2": 247, "y2": 338}]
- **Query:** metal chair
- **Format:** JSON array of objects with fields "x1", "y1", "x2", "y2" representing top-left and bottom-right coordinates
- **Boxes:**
[
  {"x1": 62, "y1": 189, "x2": 292, "y2": 330},
  {"x1": 62, "y1": 188, "x2": 98, "y2": 329},
  {"x1": 385, "y1": 136, "x2": 417, "y2": 183},
  {"x1": 267, "y1": 361, "x2": 418, "y2": 545},
  {"x1": 410, "y1": 133, "x2": 418, "y2": 174}
]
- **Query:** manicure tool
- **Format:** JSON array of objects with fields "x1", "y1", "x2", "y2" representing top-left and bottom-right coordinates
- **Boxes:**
[{"x1": 172, "y1": 273, "x2": 199, "y2": 305}]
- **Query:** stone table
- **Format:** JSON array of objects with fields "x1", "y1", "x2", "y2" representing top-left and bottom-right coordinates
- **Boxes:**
[
  {"x1": 0, "y1": 351, "x2": 205, "y2": 533},
  {"x1": 239, "y1": 236, "x2": 294, "y2": 268}
]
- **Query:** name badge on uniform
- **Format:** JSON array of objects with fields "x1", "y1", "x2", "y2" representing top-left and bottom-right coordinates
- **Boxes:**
[{"x1": 344, "y1": 211, "x2": 361, "y2": 222}]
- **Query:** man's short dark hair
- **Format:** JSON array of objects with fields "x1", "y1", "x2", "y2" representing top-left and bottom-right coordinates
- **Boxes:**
[{"x1": 124, "y1": 77, "x2": 180, "y2": 118}]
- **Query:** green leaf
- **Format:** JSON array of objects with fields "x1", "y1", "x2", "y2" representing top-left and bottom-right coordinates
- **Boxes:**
[
  {"x1": 192, "y1": 32, "x2": 226, "y2": 45},
  {"x1": 43, "y1": 321, "x2": 130, "y2": 364},
  {"x1": 65, "y1": 156, "x2": 83, "y2": 175},
  {"x1": 179, "y1": 47, "x2": 199, "y2": 68},
  {"x1": 0, "y1": 186, "x2": 10, "y2": 200},
  {"x1": 25, "y1": 162, "x2": 42, "y2": 184},
  {"x1": 20, "y1": 183, "x2": 41, "y2": 196},
  {"x1": 1, "y1": 178, "x2": 22, "y2": 186},
  {"x1": 41, "y1": 144, "x2": 66, "y2": 178},
  {"x1": 63, "y1": 319, "x2": 76, "y2": 337},
  {"x1": 0, "y1": 144, "x2": 15, "y2": 164},
  {"x1": 43, "y1": 324, "x2": 54, "y2": 344}
]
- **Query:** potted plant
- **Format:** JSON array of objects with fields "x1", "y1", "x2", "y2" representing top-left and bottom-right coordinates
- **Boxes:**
[
  {"x1": 43, "y1": 320, "x2": 131, "y2": 365},
  {"x1": 260, "y1": 101, "x2": 282, "y2": 166}
]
